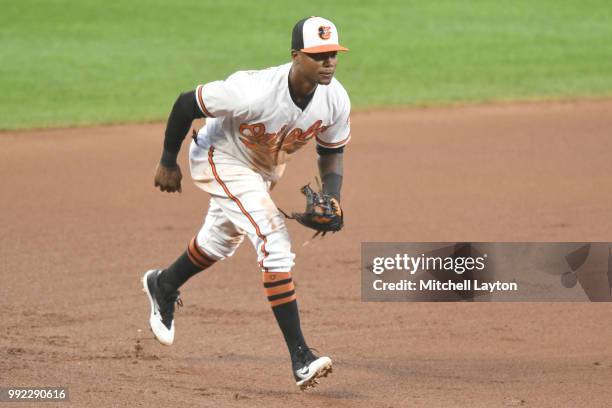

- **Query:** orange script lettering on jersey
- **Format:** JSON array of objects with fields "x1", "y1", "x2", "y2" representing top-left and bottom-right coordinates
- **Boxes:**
[{"x1": 239, "y1": 120, "x2": 330, "y2": 155}]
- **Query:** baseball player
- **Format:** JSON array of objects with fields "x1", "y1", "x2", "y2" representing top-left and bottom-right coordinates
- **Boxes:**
[{"x1": 142, "y1": 16, "x2": 350, "y2": 390}]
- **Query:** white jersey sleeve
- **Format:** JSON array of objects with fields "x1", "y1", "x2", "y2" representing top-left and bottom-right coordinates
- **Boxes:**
[
  {"x1": 316, "y1": 85, "x2": 351, "y2": 149},
  {"x1": 195, "y1": 71, "x2": 254, "y2": 118}
]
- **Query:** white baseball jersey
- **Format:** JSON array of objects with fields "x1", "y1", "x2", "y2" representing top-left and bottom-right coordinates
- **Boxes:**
[{"x1": 192, "y1": 62, "x2": 351, "y2": 182}]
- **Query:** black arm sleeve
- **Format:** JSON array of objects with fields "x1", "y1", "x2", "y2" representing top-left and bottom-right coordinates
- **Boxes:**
[
  {"x1": 160, "y1": 90, "x2": 204, "y2": 167},
  {"x1": 318, "y1": 150, "x2": 344, "y2": 201}
]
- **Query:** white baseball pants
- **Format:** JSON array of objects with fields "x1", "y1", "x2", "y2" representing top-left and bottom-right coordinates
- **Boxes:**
[{"x1": 188, "y1": 141, "x2": 295, "y2": 273}]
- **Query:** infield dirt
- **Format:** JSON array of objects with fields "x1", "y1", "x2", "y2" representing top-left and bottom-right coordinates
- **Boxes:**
[{"x1": 2, "y1": 100, "x2": 612, "y2": 407}]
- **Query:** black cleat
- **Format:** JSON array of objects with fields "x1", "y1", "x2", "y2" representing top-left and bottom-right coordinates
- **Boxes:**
[
  {"x1": 292, "y1": 345, "x2": 333, "y2": 390},
  {"x1": 142, "y1": 269, "x2": 182, "y2": 345}
]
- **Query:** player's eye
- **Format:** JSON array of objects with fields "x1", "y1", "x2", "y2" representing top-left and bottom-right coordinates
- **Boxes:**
[{"x1": 309, "y1": 52, "x2": 337, "y2": 62}]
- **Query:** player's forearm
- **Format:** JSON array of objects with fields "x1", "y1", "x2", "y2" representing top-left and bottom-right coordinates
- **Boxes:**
[
  {"x1": 160, "y1": 90, "x2": 204, "y2": 167},
  {"x1": 317, "y1": 148, "x2": 343, "y2": 201}
]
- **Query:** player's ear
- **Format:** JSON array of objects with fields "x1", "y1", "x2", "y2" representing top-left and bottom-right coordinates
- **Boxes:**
[{"x1": 291, "y1": 50, "x2": 299, "y2": 62}]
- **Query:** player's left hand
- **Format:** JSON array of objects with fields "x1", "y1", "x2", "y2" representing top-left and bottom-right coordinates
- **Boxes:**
[
  {"x1": 154, "y1": 163, "x2": 183, "y2": 193},
  {"x1": 289, "y1": 184, "x2": 344, "y2": 236},
  {"x1": 329, "y1": 198, "x2": 342, "y2": 217}
]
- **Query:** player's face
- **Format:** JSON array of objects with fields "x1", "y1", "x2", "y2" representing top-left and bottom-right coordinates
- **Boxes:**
[{"x1": 293, "y1": 51, "x2": 338, "y2": 85}]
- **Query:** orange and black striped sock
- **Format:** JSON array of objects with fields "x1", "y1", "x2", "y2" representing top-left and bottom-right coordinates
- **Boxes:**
[
  {"x1": 263, "y1": 272, "x2": 306, "y2": 353},
  {"x1": 158, "y1": 236, "x2": 216, "y2": 293}
]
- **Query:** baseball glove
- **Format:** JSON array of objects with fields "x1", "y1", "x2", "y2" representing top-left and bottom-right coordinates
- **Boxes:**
[{"x1": 283, "y1": 183, "x2": 343, "y2": 237}]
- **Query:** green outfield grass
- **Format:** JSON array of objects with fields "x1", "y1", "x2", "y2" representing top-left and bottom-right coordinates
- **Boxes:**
[{"x1": 1, "y1": 0, "x2": 611, "y2": 129}]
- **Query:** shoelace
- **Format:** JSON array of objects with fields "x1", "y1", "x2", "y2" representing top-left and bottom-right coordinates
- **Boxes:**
[
  {"x1": 161, "y1": 292, "x2": 183, "y2": 316},
  {"x1": 294, "y1": 345, "x2": 316, "y2": 366}
]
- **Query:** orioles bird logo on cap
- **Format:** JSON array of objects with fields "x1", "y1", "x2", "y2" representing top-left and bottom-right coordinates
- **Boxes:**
[{"x1": 318, "y1": 26, "x2": 332, "y2": 40}]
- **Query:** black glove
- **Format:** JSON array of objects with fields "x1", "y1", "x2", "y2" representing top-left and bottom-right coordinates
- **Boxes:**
[{"x1": 290, "y1": 184, "x2": 343, "y2": 236}]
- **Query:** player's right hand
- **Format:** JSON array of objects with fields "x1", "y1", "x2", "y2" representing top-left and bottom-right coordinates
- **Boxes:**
[{"x1": 154, "y1": 163, "x2": 183, "y2": 193}]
